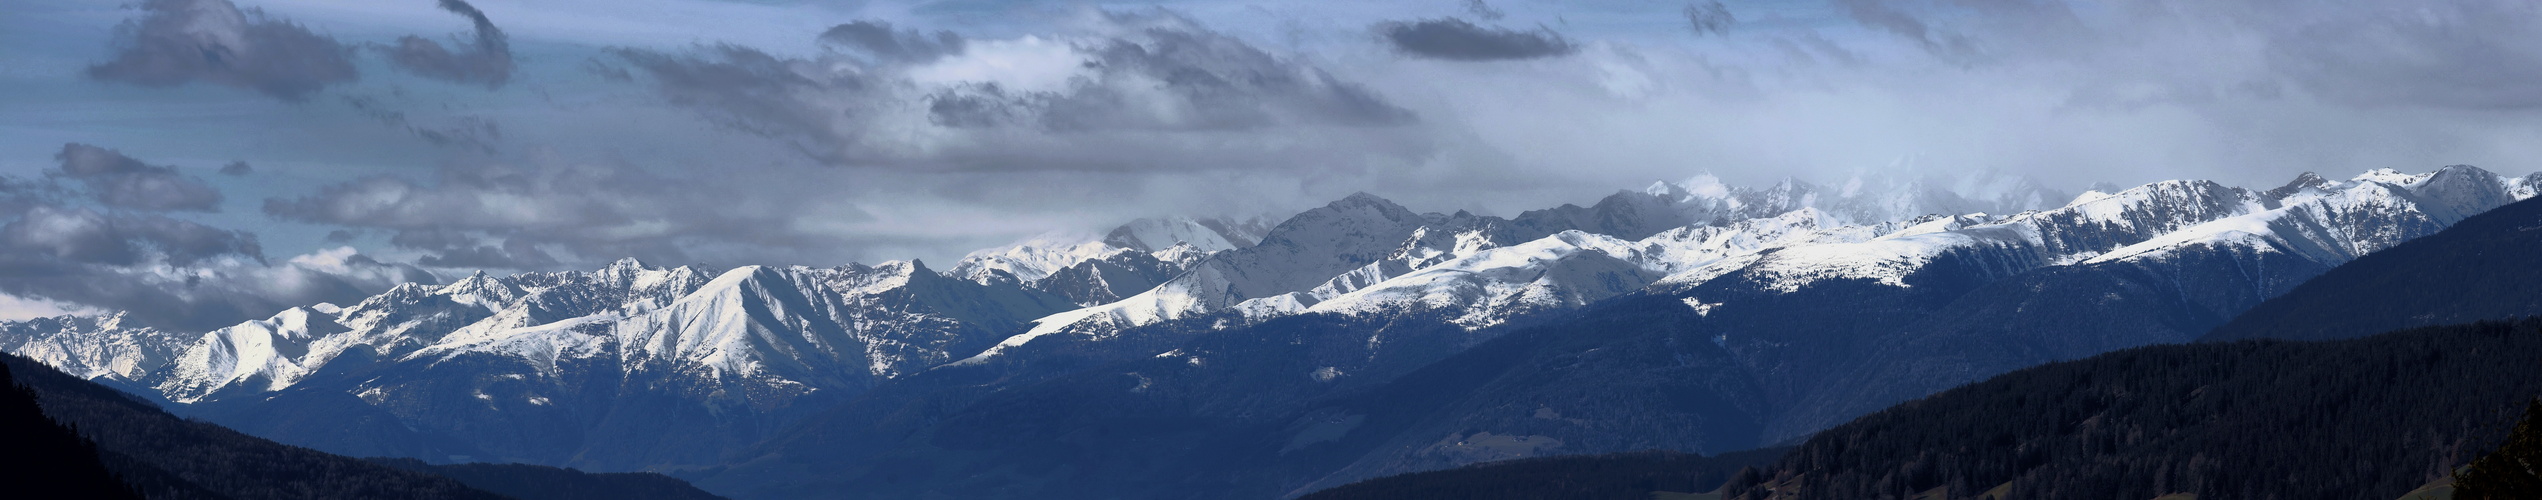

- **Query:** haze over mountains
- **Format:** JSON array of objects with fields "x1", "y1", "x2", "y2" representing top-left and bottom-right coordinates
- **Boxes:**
[{"x1": 4, "y1": 165, "x2": 2536, "y2": 499}]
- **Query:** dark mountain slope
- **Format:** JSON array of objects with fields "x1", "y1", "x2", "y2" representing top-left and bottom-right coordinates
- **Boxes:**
[
  {"x1": 2205, "y1": 195, "x2": 2542, "y2": 342},
  {"x1": 1, "y1": 351, "x2": 732, "y2": 500},
  {"x1": 0, "y1": 360, "x2": 144, "y2": 500},
  {"x1": 1724, "y1": 319, "x2": 2542, "y2": 500},
  {"x1": 368, "y1": 458, "x2": 729, "y2": 500},
  {"x1": 1295, "y1": 447, "x2": 1785, "y2": 500},
  {"x1": 1778, "y1": 243, "x2": 2336, "y2": 442},
  {"x1": 0, "y1": 351, "x2": 508, "y2": 500}
]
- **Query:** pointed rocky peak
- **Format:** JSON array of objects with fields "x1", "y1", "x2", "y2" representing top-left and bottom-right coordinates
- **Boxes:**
[
  {"x1": 1103, "y1": 216, "x2": 1254, "y2": 254},
  {"x1": 964, "y1": 267, "x2": 1027, "y2": 288},
  {"x1": 607, "y1": 256, "x2": 651, "y2": 271},
  {"x1": 592, "y1": 257, "x2": 659, "y2": 282},
  {"x1": 1201, "y1": 217, "x2": 1266, "y2": 248},
  {"x1": 2261, "y1": 171, "x2": 2334, "y2": 203},
  {"x1": 1150, "y1": 242, "x2": 1211, "y2": 269},
  {"x1": 950, "y1": 231, "x2": 1132, "y2": 284},
  {"x1": 1643, "y1": 180, "x2": 1692, "y2": 200},
  {"x1": 2351, "y1": 168, "x2": 2432, "y2": 187},
  {"x1": 437, "y1": 270, "x2": 523, "y2": 309},
  {"x1": 2512, "y1": 172, "x2": 2542, "y2": 200},
  {"x1": 830, "y1": 260, "x2": 937, "y2": 296},
  {"x1": 352, "y1": 282, "x2": 439, "y2": 309},
  {"x1": 93, "y1": 311, "x2": 134, "y2": 331}
]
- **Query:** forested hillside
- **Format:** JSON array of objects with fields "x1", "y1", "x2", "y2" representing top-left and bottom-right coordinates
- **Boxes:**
[
  {"x1": 1295, "y1": 447, "x2": 1785, "y2": 500},
  {"x1": 0, "y1": 351, "x2": 731, "y2": 500},
  {"x1": 0, "y1": 361, "x2": 143, "y2": 499},
  {"x1": 1723, "y1": 319, "x2": 2542, "y2": 500}
]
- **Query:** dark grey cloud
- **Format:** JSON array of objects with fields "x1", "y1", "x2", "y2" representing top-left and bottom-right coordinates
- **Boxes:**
[
  {"x1": 1771, "y1": 32, "x2": 1863, "y2": 66},
  {"x1": 340, "y1": 94, "x2": 504, "y2": 152},
  {"x1": 1684, "y1": 2, "x2": 1734, "y2": 37},
  {"x1": 1, "y1": 206, "x2": 258, "y2": 267},
  {"x1": 218, "y1": 161, "x2": 254, "y2": 176},
  {"x1": 1835, "y1": 0, "x2": 1979, "y2": 63},
  {"x1": 1375, "y1": 18, "x2": 1576, "y2": 61},
  {"x1": 262, "y1": 159, "x2": 826, "y2": 269},
  {"x1": 1462, "y1": 0, "x2": 1506, "y2": 21},
  {"x1": 1839, "y1": 0, "x2": 2542, "y2": 110},
  {"x1": 52, "y1": 143, "x2": 224, "y2": 212},
  {"x1": 2260, "y1": 1, "x2": 2542, "y2": 109},
  {"x1": 386, "y1": 227, "x2": 558, "y2": 269},
  {"x1": 86, "y1": 0, "x2": 360, "y2": 101},
  {"x1": 0, "y1": 239, "x2": 432, "y2": 331},
  {"x1": 607, "y1": 9, "x2": 1420, "y2": 169},
  {"x1": 606, "y1": 44, "x2": 856, "y2": 161},
  {"x1": 0, "y1": 171, "x2": 425, "y2": 331},
  {"x1": 384, "y1": 0, "x2": 516, "y2": 88},
  {"x1": 0, "y1": 144, "x2": 442, "y2": 331},
  {"x1": 819, "y1": 20, "x2": 966, "y2": 64},
  {"x1": 1005, "y1": 25, "x2": 1417, "y2": 131}
]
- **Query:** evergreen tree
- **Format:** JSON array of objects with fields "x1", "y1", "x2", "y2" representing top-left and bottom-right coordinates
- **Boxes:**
[{"x1": 2457, "y1": 398, "x2": 2542, "y2": 499}]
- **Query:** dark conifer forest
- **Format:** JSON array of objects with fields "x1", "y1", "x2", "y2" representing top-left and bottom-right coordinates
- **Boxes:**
[
  {"x1": 1722, "y1": 319, "x2": 2542, "y2": 500},
  {"x1": 2455, "y1": 398, "x2": 2542, "y2": 499},
  {"x1": 1295, "y1": 447, "x2": 1786, "y2": 500},
  {"x1": 0, "y1": 351, "x2": 731, "y2": 500},
  {"x1": 0, "y1": 361, "x2": 144, "y2": 500},
  {"x1": 367, "y1": 458, "x2": 731, "y2": 500}
]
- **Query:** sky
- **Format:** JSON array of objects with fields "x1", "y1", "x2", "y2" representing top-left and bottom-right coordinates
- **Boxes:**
[{"x1": 2, "y1": 0, "x2": 2540, "y2": 329}]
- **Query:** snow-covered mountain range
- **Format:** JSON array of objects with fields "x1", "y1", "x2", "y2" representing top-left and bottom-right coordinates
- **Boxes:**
[{"x1": 2, "y1": 165, "x2": 2533, "y2": 496}]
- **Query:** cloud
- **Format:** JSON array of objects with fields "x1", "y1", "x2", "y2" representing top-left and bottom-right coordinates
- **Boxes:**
[
  {"x1": 86, "y1": 0, "x2": 360, "y2": 101},
  {"x1": 1834, "y1": 0, "x2": 1980, "y2": 63},
  {"x1": 0, "y1": 240, "x2": 433, "y2": 331},
  {"x1": 0, "y1": 192, "x2": 424, "y2": 331},
  {"x1": 261, "y1": 158, "x2": 840, "y2": 269},
  {"x1": 218, "y1": 161, "x2": 254, "y2": 176},
  {"x1": 607, "y1": 9, "x2": 1420, "y2": 170},
  {"x1": 1, "y1": 206, "x2": 258, "y2": 267},
  {"x1": 1375, "y1": 18, "x2": 1576, "y2": 61},
  {"x1": 51, "y1": 143, "x2": 224, "y2": 212},
  {"x1": 1684, "y1": 2, "x2": 1734, "y2": 37},
  {"x1": 0, "y1": 145, "x2": 431, "y2": 331},
  {"x1": 1463, "y1": 0, "x2": 1506, "y2": 21},
  {"x1": 1822, "y1": 0, "x2": 2542, "y2": 110},
  {"x1": 818, "y1": 20, "x2": 966, "y2": 64},
  {"x1": 384, "y1": 0, "x2": 516, "y2": 88},
  {"x1": 2257, "y1": 1, "x2": 2542, "y2": 109}
]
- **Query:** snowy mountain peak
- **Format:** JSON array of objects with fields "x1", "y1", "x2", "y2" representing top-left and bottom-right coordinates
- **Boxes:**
[
  {"x1": 157, "y1": 305, "x2": 356, "y2": 403},
  {"x1": 950, "y1": 232, "x2": 1131, "y2": 283},
  {"x1": 1644, "y1": 180, "x2": 1685, "y2": 199},
  {"x1": 1103, "y1": 216, "x2": 1268, "y2": 254},
  {"x1": 0, "y1": 313, "x2": 187, "y2": 382}
]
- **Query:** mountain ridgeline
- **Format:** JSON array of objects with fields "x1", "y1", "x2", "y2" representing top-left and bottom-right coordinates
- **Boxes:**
[
  {"x1": 1322, "y1": 188, "x2": 2542, "y2": 499},
  {"x1": 3, "y1": 167, "x2": 2537, "y2": 499},
  {"x1": 0, "y1": 350, "x2": 731, "y2": 500},
  {"x1": 2202, "y1": 184, "x2": 2542, "y2": 342}
]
